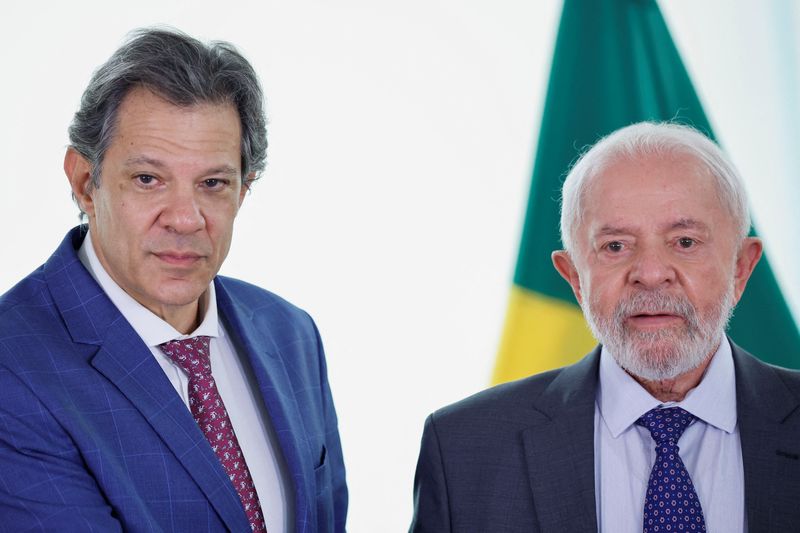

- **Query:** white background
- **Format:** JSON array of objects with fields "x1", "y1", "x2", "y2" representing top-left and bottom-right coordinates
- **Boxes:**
[{"x1": 1, "y1": 2, "x2": 798, "y2": 530}]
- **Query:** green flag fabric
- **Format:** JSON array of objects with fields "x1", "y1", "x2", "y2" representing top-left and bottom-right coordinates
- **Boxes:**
[{"x1": 493, "y1": 0, "x2": 800, "y2": 384}]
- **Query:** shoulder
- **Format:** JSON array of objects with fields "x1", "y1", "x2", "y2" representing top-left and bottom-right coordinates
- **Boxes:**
[
  {"x1": 432, "y1": 348, "x2": 600, "y2": 424},
  {"x1": 215, "y1": 275, "x2": 295, "y2": 307},
  {"x1": 0, "y1": 226, "x2": 92, "y2": 342},
  {"x1": 732, "y1": 342, "x2": 800, "y2": 394},
  {"x1": 215, "y1": 275, "x2": 315, "y2": 326},
  {"x1": 0, "y1": 265, "x2": 52, "y2": 338},
  {"x1": 428, "y1": 367, "x2": 566, "y2": 432},
  {"x1": 214, "y1": 276, "x2": 325, "y2": 359},
  {"x1": 424, "y1": 349, "x2": 600, "y2": 446}
]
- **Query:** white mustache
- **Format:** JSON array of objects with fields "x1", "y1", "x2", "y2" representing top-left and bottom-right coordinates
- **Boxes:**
[{"x1": 612, "y1": 291, "x2": 699, "y2": 330}]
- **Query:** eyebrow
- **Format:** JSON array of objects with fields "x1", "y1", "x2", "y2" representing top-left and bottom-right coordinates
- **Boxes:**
[
  {"x1": 669, "y1": 218, "x2": 709, "y2": 232},
  {"x1": 122, "y1": 156, "x2": 239, "y2": 177},
  {"x1": 594, "y1": 218, "x2": 710, "y2": 238},
  {"x1": 595, "y1": 225, "x2": 634, "y2": 237}
]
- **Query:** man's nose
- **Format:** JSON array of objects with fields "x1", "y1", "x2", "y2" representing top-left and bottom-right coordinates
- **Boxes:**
[
  {"x1": 159, "y1": 186, "x2": 205, "y2": 234},
  {"x1": 627, "y1": 245, "x2": 676, "y2": 289}
]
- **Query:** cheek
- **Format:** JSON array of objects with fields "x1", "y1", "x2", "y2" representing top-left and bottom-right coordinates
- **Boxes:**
[
  {"x1": 582, "y1": 270, "x2": 623, "y2": 305},
  {"x1": 696, "y1": 275, "x2": 734, "y2": 311},
  {"x1": 207, "y1": 207, "x2": 239, "y2": 239},
  {"x1": 95, "y1": 202, "x2": 155, "y2": 257},
  {"x1": 93, "y1": 187, "x2": 126, "y2": 223},
  {"x1": 588, "y1": 286, "x2": 616, "y2": 314},
  {"x1": 210, "y1": 221, "x2": 236, "y2": 261}
]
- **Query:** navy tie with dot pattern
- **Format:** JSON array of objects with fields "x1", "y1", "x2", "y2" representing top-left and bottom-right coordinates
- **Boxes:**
[
  {"x1": 159, "y1": 336, "x2": 267, "y2": 532},
  {"x1": 636, "y1": 407, "x2": 706, "y2": 532}
]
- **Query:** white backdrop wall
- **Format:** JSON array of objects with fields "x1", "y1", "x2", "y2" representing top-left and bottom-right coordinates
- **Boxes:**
[{"x1": 1, "y1": 2, "x2": 798, "y2": 531}]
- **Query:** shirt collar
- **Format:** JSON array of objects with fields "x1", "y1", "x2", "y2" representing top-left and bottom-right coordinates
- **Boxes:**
[
  {"x1": 77, "y1": 230, "x2": 220, "y2": 346},
  {"x1": 597, "y1": 336, "x2": 737, "y2": 438}
]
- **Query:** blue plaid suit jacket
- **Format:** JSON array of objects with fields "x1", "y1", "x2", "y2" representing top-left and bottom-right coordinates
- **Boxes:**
[{"x1": 0, "y1": 227, "x2": 347, "y2": 532}]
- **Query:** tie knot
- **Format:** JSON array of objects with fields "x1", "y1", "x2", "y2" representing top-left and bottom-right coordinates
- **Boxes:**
[
  {"x1": 636, "y1": 407, "x2": 695, "y2": 445},
  {"x1": 158, "y1": 336, "x2": 212, "y2": 378}
]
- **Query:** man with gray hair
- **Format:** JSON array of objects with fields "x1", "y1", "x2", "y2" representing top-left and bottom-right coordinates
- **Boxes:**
[
  {"x1": 411, "y1": 122, "x2": 800, "y2": 532},
  {"x1": 0, "y1": 28, "x2": 347, "y2": 532}
]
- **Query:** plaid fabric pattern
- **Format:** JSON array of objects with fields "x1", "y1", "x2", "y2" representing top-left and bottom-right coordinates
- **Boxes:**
[
  {"x1": 0, "y1": 227, "x2": 348, "y2": 532},
  {"x1": 159, "y1": 336, "x2": 266, "y2": 531}
]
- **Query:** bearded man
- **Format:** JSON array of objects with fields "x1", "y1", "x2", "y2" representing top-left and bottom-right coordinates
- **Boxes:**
[{"x1": 410, "y1": 122, "x2": 800, "y2": 532}]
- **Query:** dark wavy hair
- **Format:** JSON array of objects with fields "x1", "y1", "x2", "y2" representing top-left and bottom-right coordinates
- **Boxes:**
[{"x1": 68, "y1": 27, "x2": 267, "y2": 194}]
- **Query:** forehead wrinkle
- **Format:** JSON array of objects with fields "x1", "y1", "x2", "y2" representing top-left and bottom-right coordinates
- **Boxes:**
[
  {"x1": 591, "y1": 217, "x2": 711, "y2": 241},
  {"x1": 123, "y1": 155, "x2": 167, "y2": 169},
  {"x1": 122, "y1": 155, "x2": 239, "y2": 178}
]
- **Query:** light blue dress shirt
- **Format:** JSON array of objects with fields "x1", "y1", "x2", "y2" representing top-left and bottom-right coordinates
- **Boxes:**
[{"x1": 595, "y1": 338, "x2": 746, "y2": 532}]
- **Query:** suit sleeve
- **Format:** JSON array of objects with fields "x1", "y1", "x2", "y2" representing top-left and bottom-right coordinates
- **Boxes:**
[
  {"x1": 310, "y1": 318, "x2": 348, "y2": 532},
  {"x1": 0, "y1": 364, "x2": 123, "y2": 533},
  {"x1": 410, "y1": 413, "x2": 452, "y2": 533}
]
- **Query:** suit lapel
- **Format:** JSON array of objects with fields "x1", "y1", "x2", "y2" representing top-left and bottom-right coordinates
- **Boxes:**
[
  {"x1": 521, "y1": 349, "x2": 600, "y2": 532},
  {"x1": 733, "y1": 344, "x2": 800, "y2": 528},
  {"x1": 45, "y1": 228, "x2": 250, "y2": 532},
  {"x1": 512, "y1": 340, "x2": 800, "y2": 531},
  {"x1": 215, "y1": 277, "x2": 315, "y2": 531}
]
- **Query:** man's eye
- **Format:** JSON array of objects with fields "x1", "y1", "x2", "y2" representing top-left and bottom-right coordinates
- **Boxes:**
[
  {"x1": 204, "y1": 178, "x2": 225, "y2": 188},
  {"x1": 678, "y1": 237, "x2": 696, "y2": 249},
  {"x1": 606, "y1": 241, "x2": 624, "y2": 252},
  {"x1": 136, "y1": 174, "x2": 156, "y2": 185}
]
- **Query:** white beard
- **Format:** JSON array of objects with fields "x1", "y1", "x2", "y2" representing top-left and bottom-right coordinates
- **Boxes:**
[{"x1": 582, "y1": 284, "x2": 735, "y2": 381}]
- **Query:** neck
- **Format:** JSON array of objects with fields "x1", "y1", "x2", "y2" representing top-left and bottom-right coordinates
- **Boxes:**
[
  {"x1": 162, "y1": 304, "x2": 201, "y2": 335},
  {"x1": 157, "y1": 292, "x2": 207, "y2": 335},
  {"x1": 629, "y1": 355, "x2": 714, "y2": 402}
]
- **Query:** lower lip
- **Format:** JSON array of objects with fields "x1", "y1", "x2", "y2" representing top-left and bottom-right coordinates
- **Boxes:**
[
  {"x1": 626, "y1": 314, "x2": 684, "y2": 328},
  {"x1": 154, "y1": 254, "x2": 203, "y2": 267}
]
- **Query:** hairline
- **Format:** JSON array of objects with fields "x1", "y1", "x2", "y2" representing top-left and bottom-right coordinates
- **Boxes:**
[
  {"x1": 559, "y1": 123, "x2": 752, "y2": 255},
  {"x1": 86, "y1": 86, "x2": 246, "y2": 186},
  {"x1": 67, "y1": 27, "x2": 267, "y2": 215}
]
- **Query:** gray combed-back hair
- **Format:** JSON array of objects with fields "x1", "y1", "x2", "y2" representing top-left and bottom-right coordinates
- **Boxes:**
[
  {"x1": 559, "y1": 122, "x2": 751, "y2": 254},
  {"x1": 68, "y1": 27, "x2": 267, "y2": 189}
]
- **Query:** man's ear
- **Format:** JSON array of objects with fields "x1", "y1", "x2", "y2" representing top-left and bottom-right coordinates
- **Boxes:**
[
  {"x1": 552, "y1": 250, "x2": 583, "y2": 305},
  {"x1": 732, "y1": 237, "x2": 763, "y2": 303},
  {"x1": 64, "y1": 148, "x2": 96, "y2": 217}
]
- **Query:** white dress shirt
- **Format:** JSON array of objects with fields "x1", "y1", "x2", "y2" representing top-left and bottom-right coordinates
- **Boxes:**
[
  {"x1": 595, "y1": 337, "x2": 746, "y2": 532},
  {"x1": 78, "y1": 231, "x2": 293, "y2": 533}
]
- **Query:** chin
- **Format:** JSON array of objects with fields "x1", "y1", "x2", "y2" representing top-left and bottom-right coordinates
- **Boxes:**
[
  {"x1": 152, "y1": 281, "x2": 210, "y2": 308},
  {"x1": 617, "y1": 338, "x2": 712, "y2": 382}
]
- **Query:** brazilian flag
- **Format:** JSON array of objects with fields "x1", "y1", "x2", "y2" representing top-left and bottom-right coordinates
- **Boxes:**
[{"x1": 493, "y1": 0, "x2": 800, "y2": 384}]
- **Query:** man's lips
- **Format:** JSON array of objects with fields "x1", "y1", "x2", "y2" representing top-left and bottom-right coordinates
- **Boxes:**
[
  {"x1": 153, "y1": 251, "x2": 205, "y2": 266},
  {"x1": 625, "y1": 313, "x2": 685, "y2": 328}
]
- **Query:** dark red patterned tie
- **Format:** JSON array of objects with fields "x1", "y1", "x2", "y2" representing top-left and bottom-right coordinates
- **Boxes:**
[{"x1": 159, "y1": 336, "x2": 267, "y2": 531}]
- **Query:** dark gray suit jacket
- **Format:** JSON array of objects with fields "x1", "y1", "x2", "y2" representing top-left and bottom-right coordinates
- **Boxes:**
[{"x1": 411, "y1": 343, "x2": 800, "y2": 532}]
